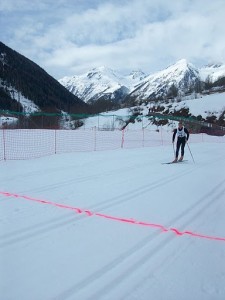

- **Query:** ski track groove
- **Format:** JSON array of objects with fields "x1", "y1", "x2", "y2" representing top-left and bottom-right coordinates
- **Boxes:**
[
  {"x1": 1, "y1": 158, "x2": 222, "y2": 250},
  {"x1": 77, "y1": 182, "x2": 225, "y2": 300},
  {"x1": 0, "y1": 165, "x2": 194, "y2": 248},
  {"x1": 1, "y1": 155, "x2": 224, "y2": 299},
  {"x1": 0, "y1": 160, "x2": 148, "y2": 187},
  {"x1": 52, "y1": 177, "x2": 225, "y2": 299},
  {"x1": 113, "y1": 183, "x2": 225, "y2": 300}
]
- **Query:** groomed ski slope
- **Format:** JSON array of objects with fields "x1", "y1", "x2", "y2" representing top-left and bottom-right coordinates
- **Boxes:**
[{"x1": 0, "y1": 141, "x2": 225, "y2": 300}]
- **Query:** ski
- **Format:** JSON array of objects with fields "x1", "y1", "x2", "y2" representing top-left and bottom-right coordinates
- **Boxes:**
[{"x1": 162, "y1": 160, "x2": 188, "y2": 165}]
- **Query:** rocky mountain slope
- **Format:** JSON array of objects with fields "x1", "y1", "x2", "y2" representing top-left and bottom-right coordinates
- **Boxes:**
[
  {"x1": 59, "y1": 66, "x2": 146, "y2": 104},
  {"x1": 0, "y1": 42, "x2": 88, "y2": 114},
  {"x1": 59, "y1": 59, "x2": 225, "y2": 105}
]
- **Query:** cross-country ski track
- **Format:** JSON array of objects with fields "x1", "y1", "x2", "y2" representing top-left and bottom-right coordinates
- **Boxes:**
[{"x1": 0, "y1": 142, "x2": 225, "y2": 300}]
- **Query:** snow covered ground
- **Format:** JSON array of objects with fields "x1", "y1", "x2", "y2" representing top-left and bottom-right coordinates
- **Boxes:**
[
  {"x1": 80, "y1": 92, "x2": 225, "y2": 130},
  {"x1": 1, "y1": 141, "x2": 225, "y2": 300},
  {"x1": 1, "y1": 91, "x2": 224, "y2": 131}
]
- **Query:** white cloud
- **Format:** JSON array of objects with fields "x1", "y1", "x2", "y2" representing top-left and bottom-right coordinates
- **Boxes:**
[{"x1": 1, "y1": 0, "x2": 225, "y2": 79}]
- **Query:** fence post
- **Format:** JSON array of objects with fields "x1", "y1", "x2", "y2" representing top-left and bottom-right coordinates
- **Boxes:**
[
  {"x1": 142, "y1": 127, "x2": 145, "y2": 147},
  {"x1": 94, "y1": 126, "x2": 97, "y2": 151},
  {"x1": 3, "y1": 129, "x2": 6, "y2": 161},
  {"x1": 121, "y1": 129, "x2": 124, "y2": 148},
  {"x1": 160, "y1": 125, "x2": 163, "y2": 145},
  {"x1": 54, "y1": 130, "x2": 57, "y2": 154}
]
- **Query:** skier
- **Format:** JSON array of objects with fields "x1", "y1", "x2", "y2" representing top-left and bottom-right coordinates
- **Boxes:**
[{"x1": 172, "y1": 121, "x2": 189, "y2": 162}]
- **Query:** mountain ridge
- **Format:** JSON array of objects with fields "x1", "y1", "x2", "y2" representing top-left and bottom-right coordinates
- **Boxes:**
[
  {"x1": 0, "y1": 41, "x2": 88, "y2": 114},
  {"x1": 1, "y1": 41, "x2": 225, "y2": 120},
  {"x1": 59, "y1": 66, "x2": 146, "y2": 104},
  {"x1": 59, "y1": 59, "x2": 225, "y2": 105}
]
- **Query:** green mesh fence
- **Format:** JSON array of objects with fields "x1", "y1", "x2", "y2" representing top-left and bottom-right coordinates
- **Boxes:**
[{"x1": 0, "y1": 109, "x2": 225, "y2": 135}]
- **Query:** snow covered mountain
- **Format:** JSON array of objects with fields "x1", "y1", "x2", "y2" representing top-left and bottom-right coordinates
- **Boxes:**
[
  {"x1": 128, "y1": 59, "x2": 201, "y2": 101},
  {"x1": 59, "y1": 59, "x2": 225, "y2": 105},
  {"x1": 59, "y1": 66, "x2": 146, "y2": 103},
  {"x1": 199, "y1": 63, "x2": 225, "y2": 83},
  {"x1": 0, "y1": 41, "x2": 87, "y2": 115}
]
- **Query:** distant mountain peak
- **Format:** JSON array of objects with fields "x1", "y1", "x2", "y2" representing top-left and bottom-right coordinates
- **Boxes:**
[
  {"x1": 86, "y1": 66, "x2": 120, "y2": 81},
  {"x1": 59, "y1": 58, "x2": 225, "y2": 106},
  {"x1": 174, "y1": 58, "x2": 188, "y2": 65},
  {"x1": 128, "y1": 70, "x2": 146, "y2": 80},
  {"x1": 204, "y1": 62, "x2": 223, "y2": 68},
  {"x1": 128, "y1": 59, "x2": 201, "y2": 101},
  {"x1": 199, "y1": 62, "x2": 225, "y2": 82},
  {"x1": 165, "y1": 59, "x2": 197, "y2": 72},
  {"x1": 92, "y1": 65, "x2": 113, "y2": 72},
  {"x1": 59, "y1": 66, "x2": 146, "y2": 103}
]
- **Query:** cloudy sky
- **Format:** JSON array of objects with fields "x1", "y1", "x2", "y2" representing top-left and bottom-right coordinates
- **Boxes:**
[{"x1": 1, "y1": 0, "x2": 225, "y2": 79}]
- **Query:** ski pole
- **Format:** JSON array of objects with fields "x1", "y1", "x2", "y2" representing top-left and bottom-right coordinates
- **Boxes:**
[
  {"x1": 186, "y1": 142, "x2": 195, "y2": 164},
  {"x1": 172, "y1": 142, "x2": 175, "y2": 158}
]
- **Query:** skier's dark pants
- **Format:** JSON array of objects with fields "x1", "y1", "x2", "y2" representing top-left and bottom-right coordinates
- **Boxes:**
[{"x1": 176, "y1": 137, "x2": 186, "y2": 158}]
